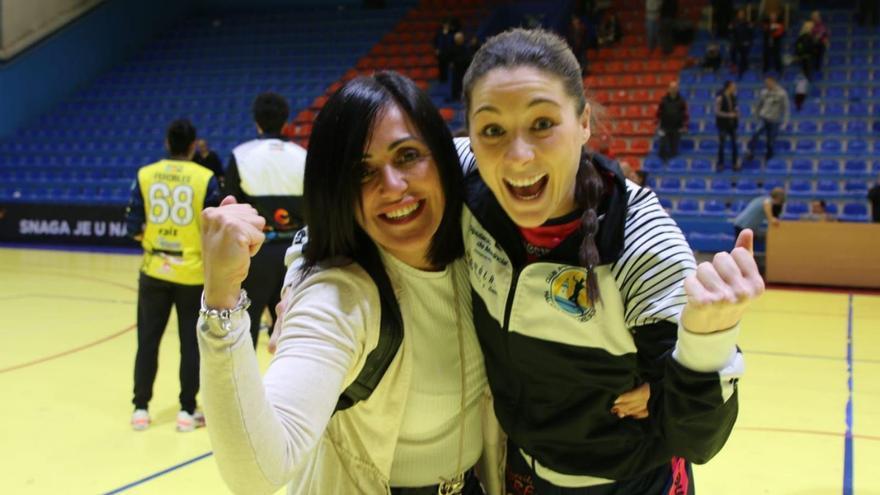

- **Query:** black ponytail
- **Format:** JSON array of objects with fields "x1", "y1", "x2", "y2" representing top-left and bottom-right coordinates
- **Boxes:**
[{"x1": 575, "y1": 156, "x2": 604, "y2": 306}]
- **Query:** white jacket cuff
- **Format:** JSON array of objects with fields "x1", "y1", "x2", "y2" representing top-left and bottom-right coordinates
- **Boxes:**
[{"x1": 672, "y1": 322, "x2": 740, "y2": 373}]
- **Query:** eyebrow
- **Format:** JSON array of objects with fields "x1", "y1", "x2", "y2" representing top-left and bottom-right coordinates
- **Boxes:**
[
  {"x1": 362, "y1": 136, "x2": 419, "y2": 159},
  {"x1": 472, "y1": 98, "x2": 561, "y2": 117}
]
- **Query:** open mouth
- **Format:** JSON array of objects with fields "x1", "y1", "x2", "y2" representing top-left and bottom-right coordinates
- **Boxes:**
[
  {"x1": 504, "y1": 173, "x2": 548, "y2": 201},
  {"x1": 380, "y1": 199, "x2": 425, "y2": 225}
]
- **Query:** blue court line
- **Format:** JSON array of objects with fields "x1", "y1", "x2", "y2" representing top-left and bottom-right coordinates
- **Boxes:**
[
  {"x1": 843, "y1": 294, "x2": 854, "y2": 495},
  {"x1": 102, "y1": 451, "x2": 213, "y2": 495},
  {"x1": 745, "y1": 349, "x2": 880, "y2": 365}
]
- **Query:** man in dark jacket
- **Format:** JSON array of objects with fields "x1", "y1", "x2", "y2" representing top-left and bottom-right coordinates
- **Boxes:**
[
  {"x1": 729, "y1": 8, "x2": 753, "y2": 79},
  {"x1": 656, "y1": 80, "x2": 689, "y2": 161}
]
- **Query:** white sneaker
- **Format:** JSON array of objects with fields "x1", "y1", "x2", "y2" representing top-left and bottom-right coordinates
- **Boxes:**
[
  {"x1": 176, "y1": 410, "x2": 206, "y2": 432},
  {"x1": 131, "y1": 409, "x2": 151, "y2": 431}
]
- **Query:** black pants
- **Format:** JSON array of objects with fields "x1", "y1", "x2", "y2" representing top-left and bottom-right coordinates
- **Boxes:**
[
  {"x1": 733, "y1": 45, "x2": 750, "y2": 78},
  {"x1": 133, "y1": 273, "x2": 202, "y2": 413},
  {"x1": 505, "y1": 443, "x2": 695, "y2": 495},
  {"x1": 242, "y1": 241, "x2": 289, "y2": 347},
  {"x1": 437, "y1": 51, "x2": 451, "y2": 82},
  {"x1": 763, "y1": 44, "x2": 782, "y2": 73},
  {"x1": 814, "y1": 43, "x2": 825, "y2": 72},
  {"x1": 391, "y1": 469, "x2": 484, "y2": 495},
  {"x1": 747, "y1": 119, "x2": 780, "y2": 160},
  {"x1": 659, "y1": 129, "x2": 681, "y2": 161},
  {"x1": 718, "y1": 126, "x2": 738, "y2": 166}
]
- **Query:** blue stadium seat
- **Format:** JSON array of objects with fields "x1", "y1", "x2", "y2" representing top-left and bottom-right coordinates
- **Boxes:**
[
  {"x1": 698, "y1": 139, "x2": 718, "y2": 151},
  {"x1": 685, "y1": 179, "x2": 707, "y2": 192},
  {"x1": 785, "y1": 202, "x2": 809, "y2": 216},
  {"x1": 788, "y1": 180, "x2": 812, "y2": 196},
  {"x1": 825, "y1": 102, "x2": 846, "y2": 117},
  {"x1": 795, "y1": 139, "x2": 816, "y2": 153},
  {"x1": 766, "y1": 158, "x2": 787, "y2": 175},
  {"x1": 825, "y1": 87, "x2": 846, "y2": 99},
  {"x1": 735, "y1": 180, "x2": 758, "y2": 195},
  {"x1": 711, "y1": 179, "x2": 731, "y2": 192},
  {"x1": 822, "y1": 121, "x2": 843, "y2": 133},
  {"x1": 844, "y1": 160, "x2": 868, "y2": 176},
  {"x1": 848, "y1": 103, "x2": 871, "y2": 117},
  {"x1": 703, "y1": 200, "x2": 727, "y2": 216},
  {"x1": 844, "y1": 181, "x2": 868, "y2": 196},
  {"x1": 839, "y1": 202, "x2": 869, "y2": 222},
  {"x1": 691, "y1": 158, "x2": 712, "y2": 173},
  {"x1": 643, "y1": 157, "x2": 664, "y2": 172},
  {"x1": 791, "y1": 158, "x2": 814, "y2": 175},
  {"x1": 659, "y1": 197, "x2": 673, "y2": 210},
  {"x1": 677, "y1": 199, "x2": 700, "y2": 213},
  {"x1": 846, "y1": 121, "x2": 868, "y2": 134},
  {"x1": 821, "y1": 139, "x2": 843, "y2": 153},
  {"x1": 818, "y1": 159, "x2": 841, "y2": 174},
  {"x1": 797, "y1": 121, "x2": 818, "y2": 133},
  {"x1": 847, "y1": 139, "x2": 868, "y2": 155},
  {"x1": 658, "y1": 178, "x2": 681, "y2": 192},
  {"x1": 825, "y1": 203, "x2": 839, "y2": 215},
  {"x1": 816, "y1": 180, "x2": 840, "y2": 197},
  {"x1": 730, "y1": 200, "x2": 747, "y2": 214},
  {"x1": 668, "y1": 158, "x2": 687, "y2": 172},
  {"x1": 763, "y1": 179, "x2": 784, "y2": 192},
  {"x1": 872, "y1": 160, "x2": 880, "y2": 174}
]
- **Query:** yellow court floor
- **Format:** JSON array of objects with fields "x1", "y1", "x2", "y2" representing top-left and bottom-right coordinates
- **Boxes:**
[{"x1": 0, "y1": 246, "x2": 877, "y2": 495}]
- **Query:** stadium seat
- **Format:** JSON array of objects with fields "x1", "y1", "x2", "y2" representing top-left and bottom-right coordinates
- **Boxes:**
[
  {"x1": 710, "y1": 179, "x2": 731, "y2": 192},
  {"x1": 820, "y1": 139, "x2": 842, "y2": 153},
  {"x1": 847, "y1": 139, "x2": 868, "y2": 155},
  {"x1": 658, "y1": 178, "x2": 681, "y2": 192},
  {"x1": 658, "y1": 197, "x2": 673, "y2": 210},
  {"x1": 822, "y1": 121, "x2": 843, "y2": 133},
  {"x1": 844, "y1": 180, "x2": 868, "y2": 196},
  {"x1": 677, "y1": 199, "x2": 700, "y2": 213},
  {"x1": 839, "y1": 202, "x2": 869, "y2": 222},
  {"x1": 703, "y1": 200, "x2": 727, "y2": 216},
  {"x1": 667, "y1": 158, "x2": 687, "y2": 172},
  {"x1": 766, "y1": 158, "x2": 787, "y2": 175},
  {"x1": 788, "y1": 180, "x2": 812, "y2": 196},
  {"x1": 735, "y1": 180, "x2": 758, "y2": 195},
  {"x1": 642, "y1": 157, "x2": 664, "y2": 172},
  {"x1": 816, "y1": 180, "x2": 840, "y2": 197},
  {"x1": 785, "y1": 202, "x2": 809, "y2": 216},
  {"x1": 817, "y1": 159, "x2": 840, "y2": 174},
  {"x1": 791, "y1": 158, "x2": 814, "y2": 175},
  {"x1": 691, "y1": 158, "x2": 712, "y2": 173},
  {"x1": 844, "y1": 159, "x2": 868, "y2": 176},
  {"x1": 795, "y1": 139, "x2": 816, "y2": 153},
  {"x1": 797, "y1": 121, "x2": 818, "y2": 133},
  {"x1": 685, "y1": 179, "x2": 707, "y2": 192}
]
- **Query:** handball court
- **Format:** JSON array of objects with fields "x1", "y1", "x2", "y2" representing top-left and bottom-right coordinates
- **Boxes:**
[{"x1": 1, "y1": 246, "x2": 878, "y2": 495}]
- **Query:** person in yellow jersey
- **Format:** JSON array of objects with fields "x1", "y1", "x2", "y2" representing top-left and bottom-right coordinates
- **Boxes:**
[{"x1": 125, "y1": 119, "x2": 221, "y2": 432}]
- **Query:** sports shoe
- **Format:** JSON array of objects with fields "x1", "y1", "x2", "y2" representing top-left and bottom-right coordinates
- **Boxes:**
[
  {"x1": 131, "y1": 409, "x2": 150, "y2": 431},
  {"x1": 176, "y1": 410, "x2": 206, "y2": 432}
]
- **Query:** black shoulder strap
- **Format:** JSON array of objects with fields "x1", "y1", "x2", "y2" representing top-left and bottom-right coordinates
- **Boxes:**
[{"x1": 333, "y1": 240, "x2": 404, "y2": 413}]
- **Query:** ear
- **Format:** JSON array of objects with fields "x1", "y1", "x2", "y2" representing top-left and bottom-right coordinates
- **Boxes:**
[{"x1": 579, "y1": 103, "x2": 592, "y2": 144}]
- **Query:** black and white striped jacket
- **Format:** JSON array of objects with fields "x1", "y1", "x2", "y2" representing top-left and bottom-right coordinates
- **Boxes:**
[{"x1": 455, "y1": 138, "x2": 743, "y2": 482}]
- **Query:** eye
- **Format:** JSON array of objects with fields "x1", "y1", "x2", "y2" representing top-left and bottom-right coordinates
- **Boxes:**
[
  {"x1": 395, "y1": 147, "x2": 423, "y2": 165},
  {"x1": 531, "y1": 118, "x2": 555, "y2": 131},
  {"x1": 480, "y1": 124, "x2": 505, "y2": 138},
  {"x1": 358, "y1": 163, "x2": 378, "y2": 184}
]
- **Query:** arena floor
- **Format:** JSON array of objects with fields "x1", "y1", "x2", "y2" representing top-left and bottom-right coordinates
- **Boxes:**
[{"x1": 1, "y1": 247, "x2": 877, "y2": 495}]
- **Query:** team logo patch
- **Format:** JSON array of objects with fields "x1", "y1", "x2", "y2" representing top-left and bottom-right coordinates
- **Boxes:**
[{"x1": 544, "y1": 267, "x2": 596, "y2": 322}]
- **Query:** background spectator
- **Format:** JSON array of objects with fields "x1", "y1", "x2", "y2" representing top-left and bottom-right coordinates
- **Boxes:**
[
  {"x1": 702, "y1": 43, "x2": 722, "y2": 72},
  {"x1": 803, "y1": 200, "x2": 835, "y2": 222},
  {"x1": 733, "y1": 187, "x2": 785, "y2": 237},
  {"x1": 659, "y1": 0, "x2": 678, "y2": 54},
  {"x1": 433, "y1": 17, "x2": 458, "y2": 82},
  {"x1": 634, "y1": 170, "x2": 649, "y2": 187},
  {"x1": 857, "y1": 0, "x2": 879, "y2": 27},
  {"x1": 597, "y1": 12, "x2": 622, "y2": 47},
  {"x1": 713, "y1": 0, "x2": 735, "y2": 38},
  {"x1": 656, "y1": 80, "x2": 689, "y2": 161},
  {"x1": 450, "y1": 32, "x2": 474, "y2": 100},
  {"x1": 715, "y1": 80, "x2": 739, "y2": 171},
  {"x1": 730, "y1": 9, "x2": 754, "y2": 79},
  {"x1": 747, "y1": 74, "x2": 789, "y2": 161},
  {"x1": 565, "y1": 14, "x2": 589, "y2": 74},
  {"x1": 810, "y1": 11, "x2": 830, "y2": 73},
  {"x1": 192, "y1": 138, "x2": 224, "y2": 185},
  {"x1": 762, "y1": 10, "x2": 785, "y2": 74},
  {"x1": 224, "y1": 92, "x2": 307, "y2": 348},
  {"x1": 869, "y1": 174, "x2": 880, "y2": 223},
  {"x1": 794, "y1": 21, "x2": 816, "y2": 81}
]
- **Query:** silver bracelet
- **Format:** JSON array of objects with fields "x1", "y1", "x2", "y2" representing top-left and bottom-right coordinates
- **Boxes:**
[{"x1": 199, "y1": 290, "x2": 251, "y2": 334}]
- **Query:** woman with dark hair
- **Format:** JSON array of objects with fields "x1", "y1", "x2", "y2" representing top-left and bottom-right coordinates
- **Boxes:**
[
  {"x1": 195, "y1": 72, "x2": 499, "y2": 495},
  {"x1": 457, "y1": 28, "x2": 764, "y2": 494}
]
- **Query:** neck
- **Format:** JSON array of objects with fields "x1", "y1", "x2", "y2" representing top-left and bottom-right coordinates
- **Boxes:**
[{"x1": 169, "y1": 155, "x2": 189, "y2": 161}]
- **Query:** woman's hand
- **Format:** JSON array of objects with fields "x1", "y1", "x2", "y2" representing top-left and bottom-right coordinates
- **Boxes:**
[
  {"x1": 680, "y1": 229, "x2": 765, "y2": 334},
  {"x1": 201, "y1": 195, "x2": 266, "y2": 309},
  {"x1": 612, "y1": 383, "x2": 650, "y2": 419}
]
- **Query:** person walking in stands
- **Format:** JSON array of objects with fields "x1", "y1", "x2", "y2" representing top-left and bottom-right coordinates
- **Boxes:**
[
  {"x1": 434, "y1": 17, "x2": 458, "y2": 83},
  {"x1": 656, "y1": 80, "x2": 689, "y2": 161},
  {"x1": 192, "y1": 138, "x2": 225, "y2": 186},
  {"x1": 729, "y1": 8, "x2": 754, "y2": 79},
  {"x1": 224, "y1": 92, "x2": 307, "y2": 348},
  {"x1": 810, "y1": 11, "x2": 830, "y2": 73},
  {"x1": 746, "y1": 74, "x2": 789, "y2": 162},
  {"x1": 733, "y1": 187, "x2": 786, "y2": 237},
  {"x1": 715, "y1": 81, "x2": 739, "y2": 171},
  {"x1": 794, "y1": 21, "x2": 816, "y2": 81},
  {"x1": 869, "y1": 174, "x2": 880, "y2": 223},
  {"x1": 125, "y1": 119, "x2": 221, "y2": 432},
  {"x1": 762, "y1": 10, "x2": 785, "y2": 74}
]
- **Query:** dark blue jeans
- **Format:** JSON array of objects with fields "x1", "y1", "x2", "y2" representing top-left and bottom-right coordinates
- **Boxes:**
[{"x1": 748, "y1": 119, "x2": 780, "y2": 160}]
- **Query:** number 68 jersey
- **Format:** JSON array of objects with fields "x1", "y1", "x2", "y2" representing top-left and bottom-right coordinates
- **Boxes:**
[{"x1": 134, "y1": 159, "x2": 216, "y2": 285}]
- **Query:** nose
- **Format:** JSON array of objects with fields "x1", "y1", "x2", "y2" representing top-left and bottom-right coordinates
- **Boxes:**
[
  {"x1": 504, "y1": 134, "x2": 535, "y2": 167},
  {"x1": 378, "y1": 164, "x2": 407, "y2": 198}
]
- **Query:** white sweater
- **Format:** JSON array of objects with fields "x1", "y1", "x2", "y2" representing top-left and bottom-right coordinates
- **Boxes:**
[{"x1": 197, "y1": 252, "x2": 488, "y2": 494}]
